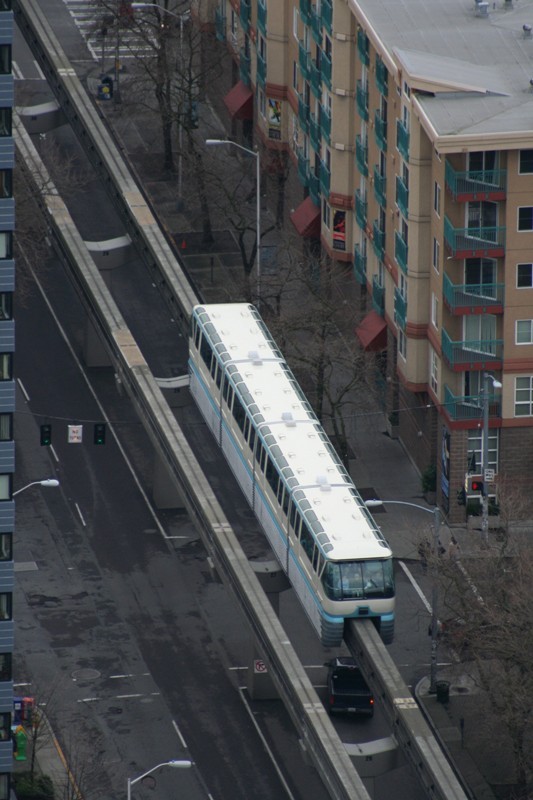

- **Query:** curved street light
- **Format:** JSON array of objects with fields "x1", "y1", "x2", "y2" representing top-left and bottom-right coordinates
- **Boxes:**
[
  {"x1": 206, "y1": 138, "x2": 261, "y2": 310},
  {"x1": 13, "y1": 479, "x2": 60, "y2": 497},
  {"x1": 365, "y1": 498, "x2": 442, "y2": 694},
  {"x1": 127, "y1": 759, "x2": 193, "y2": 800}
]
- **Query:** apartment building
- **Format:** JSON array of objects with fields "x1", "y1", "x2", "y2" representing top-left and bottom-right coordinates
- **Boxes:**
[{"x1": 201, "y1": 0, "x2": 533, "y2": 522}]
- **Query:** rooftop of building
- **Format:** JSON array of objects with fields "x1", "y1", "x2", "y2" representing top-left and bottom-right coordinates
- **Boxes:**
[{"x1": 353, "y1": 0, "x2": 533, "y2": 142}]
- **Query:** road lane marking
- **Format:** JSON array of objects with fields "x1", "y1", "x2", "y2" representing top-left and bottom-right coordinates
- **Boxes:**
[
  {"x1": 398, "y1": 559, "x2": 432, "y2": 614},
  {"x1": 75, "y1": 503, "x2": 86, "y2": 527},
  {"x1": 17, "y1": 378, "x2": 30, "y2": 401},
  {"x1": 172, "y1": 720, "x2": 188, "y2": 749}
]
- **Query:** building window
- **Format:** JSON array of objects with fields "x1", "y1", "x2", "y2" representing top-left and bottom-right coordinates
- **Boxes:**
[
  {"x1": 432, "y1": 237, "x2": 440, "y2": 272},
  {"x1": 516, "y1": 320, "x2": 533, "y2": 344},
  {"x1": 0, "y1": 47, "x2": 9, "y2": 76},
  {"x1": 431, "y1": 292, "x2": 438, "y2": 329},
  {"x1": 0, "y1": 653, "x2": 10, "y2": 681},
  {"x1": 0, "y1": 414, "x2": 10, "y2": 441},
  {"x1": 0, "y1": 0, "x2": 12, "y2": 10},
  {"x1": 434, "y1": 182, "x2": 441, "y2": 216},
  {"x1": 0, "y1": 475, "x2": 9, "y2": 500},
  {"x1": 518, "y1": 206, "x2": 533, "y2": 231},
  {"x1": 0, "y1": 294, "x2": 11, "y2": 320},
  {"x1": 517, "y1": 263, "x2": 533, "y2": 288},
  {"x1": 0, "y1": 533, "x2": 11, "y2": 561},
  {"x1": 0, "y1": 109, "x2": 10, "y2": 138},
  {"x1": 0, "y1": 594, "x2": 11, "y2": 621},
  {"x1": 468, "y1": 428, "x2": 498, "y2": 473},
  {"x1": 430, "y1": 347, "x2": 438, "y2": 394},
  {"x1": 258, "y1": 87, "x2": 265, "y2": 119},
  {"x1": 0, "y1": 774, "x2": 8, "y2": 800},
  {"x1": 0, "y1": 171, "x2": 11, "y2": 199},
  {"x1": 515, "y1": 376, "x2": 533, "y2": 416},
  {"x1": 0, "y1": 354, "x2": 11, "y2": 380},
  {"x1": 322, "y1": 199, "x2": 330, "y2": 228},
  {"x1": 519, "y1": 149, "x2": 533, "y2": 174},
  {"x1": 0, "y1": 233, "x2": 11, "y2": 260},
  {"x1": 293, "y1": 7, "x2": 298, "y2": 39},
  {"x1": 398, "y1": 328, "x2": 406, "y2": 359}
]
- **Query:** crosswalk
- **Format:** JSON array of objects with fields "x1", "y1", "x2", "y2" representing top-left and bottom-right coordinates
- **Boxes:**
[{"x1": 62, "y1": 0, "x2": 154, "y2": 65}]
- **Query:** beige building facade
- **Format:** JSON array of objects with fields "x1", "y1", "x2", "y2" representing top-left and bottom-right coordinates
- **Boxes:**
[{"x1": 198, "y1": 0, "x2": 533, "y2": 522}]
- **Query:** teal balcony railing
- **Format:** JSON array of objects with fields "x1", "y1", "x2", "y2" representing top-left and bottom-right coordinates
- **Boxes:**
[
  {"x1": 354, "y1": 244, "x2": 367, "y2": 284},
  {"x1": 394, "y1": 287, "x2": 407, "y2": 329},
  {"x1": 396, "y1": 119, "x2": 410, "y2": 161},
  {"x1": 372, "y1": 276, "x2": 385, "y2": 315},
  {"x1": 309, "y1": 172, "x2": 321, "y2": 205},
  {"x1": 374, "y1": 109, "x2": 387, "y2": 152},
  {"x1": 355, "y1": 190, "x2": 367, "y2": 230},
  {"x1": 239, "y1": 48, "x2": 251, "y2": 85},
  {"x1": 215, "y1": 9, "x2": 226, "y2": 41},
  {"x1": 320, "y1": 103, "x2": 331, "y2": 141},
  {"x1": 443, "y1": 384, "x2": 501, "y2": 422},
  {"x1": 321, "y1": 0, "x2": 332, "y2": 33},
  {"x1": 320, "y1": 160, "x2": 330, "y2": 194},
  {"x1": 309, "y1": 113, "x2": 320, "y2": 152},
  {"x1": 240, "y1": 0, "x2": 251, "y2": 30},
  {"x1": 357, "y1": 28, "x2": 369, "y2": 65},
  {"x1": 321, "y1": 50, "x2": 332, "y2": 89},
  {"x1": 299, "y1": 41, "x2": 310, "y2": 80},
  {"x1": 356, "y1": 81, "x2": 369, "y2": 121},
  {"x1": 372, "y1": 220, "x2": 385, "y2": 260},
  {"x1": 257, "y1": 52, "x2": 266, "y2": 85},
  {"x1": 375, "y1": 56, "x2": 388, "y2": 96},
  {"x1": 445, "y1": 161, "x2": 506, "y2": 201},
  {"x1": 442, "y1": 329, "x2": 503, "y2": 368},
  {"x1": 298, "y1": 93, "x2": 310, "y2": 131},
  {"x1": 311, "y1": 6, "x2": 322, "y2": 43},
  {"x1": 297, "y1": 148, "x2": 310, "y2": 187},
  {"x1": 443, "y1": 273, "x2": 504, "y2": 312},
  {"x1": 394, "y1": 231, "x2": 408, "y2": 273},
  {"x1": 444, "y1": 216, "x2": 505, "y2": 258},
  {"x1": 309, "y1": 61, "x2": 321, "y2": 98},
  {"x1": 396, "y1": 175, "x2": 409, "y2": 217},
  {"x1": 355, "y1": 135, "x2": 368, "y2": 177},
  {"x1": 257, "y1": 0, "x2": 266, "y2": 34},
  {"x1": 373, "y1": 166, "x2": 386, "y2": 207},
  {"x1": 300, "y1": 0, "x2": 311, "y2": 25}
]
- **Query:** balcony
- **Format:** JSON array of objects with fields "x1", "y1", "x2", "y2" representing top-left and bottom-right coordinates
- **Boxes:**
[
  {"x1": 376, "y1": 57, "x2": 388, "y2": 96},
  {"x1": 309, "y1": 113, "x2": 320, "y2": 152},
  {"x1": 239, "y1": 49, "x2": 251, "y2": 85},
  {"x1": 396, "y1": 119, "x2": 410, "y2": 161},
  {"x1": 309, "y1": 61, "x2": 321, "y2": 98},
  {"x1": 320, "y1": 104, "x2": 331, "y2": 141},
  {"x1": 394, "y1": 287, "x2": 407, "y2": 329},
  {"x1": 444, "y1": 385, "x2": 501, "y2": 422},
  {"x1": 374, "y1": 109, "x2": 387, "y2": 152},
  {"x1": 300, "y1": 0, "x2": 311, "y2": 25},
  {"x1": 442, "y1": 329, "x2": 503, "y2": 370},
  {"x1": 357, "y1": 28, "x2": 369, "y2": 65},
  {"x1": 445, "y1": 161, "x2": 506, "y2": 202},
  {"x1": 373, "y1": 166, "x2": 386, "y2": 207},
  {"x1": 298, "y1": 93, "x2": 310, "y2": 132},
  {"x1": 321, "y1": 50, "x2": 332, "y2": 89},
  {"x1": 321, "y1": 0, "x2": 332, "y2": 33},
  {"x1": 372, "y1": 220, "x2": 385, "y2": 260},
  {"x1": 356, "y1": 81, "x2": 369, "y2": 121},
  {"x1": 215, "y1": 9, "x2": 226, "y2": 41},
  {"x1": 355, "y1": 136, "x2": 368, "y2": 177},
  {"x1": 355, "y1": 190, "x2": 367, "y2": 230},
  {"x1": 394, "y1": 231, "x2": 408, "y2": 273},
  {"x1": 309, "y1": 173, "x2": 321, "y2": 206},
  {"x1": 240, "y1": 0, "x2": 251, "y2": 30},
  {"x1": 396, "y1": 175, "x2": 409, "y2": 217},
  {"x1": 354, "y1": 244, "x2": 367, "y2": 284},
  {"x1": 297, "y1": 148, "x2": 309, "y2": 187},
  {"x1": 311, "y1": 6, "x2": 322, "y2": 43},
  {"x1": 257, "y1": 52, "x2": 266, "y2": 85},
  {"x1": 443, "y1": 273, "x2": 504, "y2": 314},
  {"x1": 372, "y1": 276, "x2": 385, "y2": 315},
  {"x1": 299, "y1": 41, "x2": 310, "y2": 80},
  {"x1": 444, "y1": 216, "x2": 505, "y2": 258},
  {"x1": 320, "y1": 160, "x2": 330, "y2": 194},
  {"x1": 257, "y1": 0, "x2": 266, "y2": 34}
]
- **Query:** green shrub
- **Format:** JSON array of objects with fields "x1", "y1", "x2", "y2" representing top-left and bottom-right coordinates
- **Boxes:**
[
  {"x1": 13, "y1": 773, "x2": 54, "y2": 800},
  {"x1": 421, "y1": 464, "x2": 436, "y2": 493}
]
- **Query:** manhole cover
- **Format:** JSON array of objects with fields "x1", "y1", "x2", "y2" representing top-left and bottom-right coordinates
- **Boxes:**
[{"x1": 72, "y1": 668, "x2": 100, "y2": 681}]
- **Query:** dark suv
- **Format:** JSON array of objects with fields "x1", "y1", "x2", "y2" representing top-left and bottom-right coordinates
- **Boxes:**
[{"x1": 325, "y1": 657, "x2": 374, "y2": 717}]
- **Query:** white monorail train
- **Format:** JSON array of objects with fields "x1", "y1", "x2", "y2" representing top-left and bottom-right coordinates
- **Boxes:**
[{"x1": 189, "y1": 304, "x2": 395, "y2": 647}]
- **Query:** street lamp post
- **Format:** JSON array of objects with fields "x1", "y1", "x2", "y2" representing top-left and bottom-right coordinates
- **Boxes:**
[
  {"x1": 13, "y1": 479, "x2": 60, "y2": 497},
  {"x1": 481, "y1": 372, "x2": 502, "y2": 546},
  {"x1": 205, "y1": 138, "x2": 261, "y2": 310},
  {"x1": 127, "y1": 759, "x2": 192, "y2": 800},
  {"x1": 365, "y1": 498, "x2": 441, "y2": 694}
]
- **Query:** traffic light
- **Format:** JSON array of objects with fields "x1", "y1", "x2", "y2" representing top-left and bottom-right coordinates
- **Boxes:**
[
  {"x1": 40, "y1": 424, "x2": 52, "y2": 446},
  {"x1": 94, "y1": 423, "x2": 106, "y2": 445},
  {"x1": 466, "y1": 475, "x2": 483, "y2": 494}
]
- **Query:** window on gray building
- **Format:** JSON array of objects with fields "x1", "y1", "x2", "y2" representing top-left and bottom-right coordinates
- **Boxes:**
[
  {"x1": 0, "y1": 533, "x2": 11, "y2": 561},
  {"x1": 0, "y1": 653, "x2": 10, "y2": 681},
  {"x1": 0, "y1": 594, "x2": 11, "y2": 620},
  {"x1": 0, "y1": 233, "x2": 11, "y2": 259},
  {"x1": 0, "y1": 355, "x2": 11, "y2": 381},
  {"x1": 0, "y1": 47, "x2": 10, "y2": 76},
  {"x1": 0, "y1": 109, "x2": 10, "y2": 137}
]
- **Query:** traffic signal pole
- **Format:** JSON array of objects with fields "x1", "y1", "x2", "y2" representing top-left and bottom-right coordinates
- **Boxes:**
[{"x1": 481, "y1": 374, "x2": 490, "y2": 547}]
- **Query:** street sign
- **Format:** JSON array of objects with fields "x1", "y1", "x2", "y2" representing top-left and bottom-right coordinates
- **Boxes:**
[
  {"x1": 68, "y1": 425, "x2": 83, "y2": 443},
  {"x1": 484, "y1": 468, "x2": 495, "y2": 483},
  {"x1": 253, "y1": 659, "x2": 267, "y2": 674}
]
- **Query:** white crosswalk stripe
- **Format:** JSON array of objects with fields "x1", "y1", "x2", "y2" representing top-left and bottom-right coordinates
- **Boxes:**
[{"x1": 62, "y1": 0, "x2": 154, "y2": 64}]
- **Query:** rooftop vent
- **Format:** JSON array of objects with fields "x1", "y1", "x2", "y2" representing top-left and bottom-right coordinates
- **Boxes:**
[
  {"x1": 524, "y1": 24, "x2": 532, "y2": 38},
  {"x1": 317, "y1": 474, "x2": 331, "y2": 492},
  {"x1": 281, "y1": 411, "x2": 296, "y2": 427},
  {"x1": 248, "y1": 349, "x2": 262, "y2": 365}
]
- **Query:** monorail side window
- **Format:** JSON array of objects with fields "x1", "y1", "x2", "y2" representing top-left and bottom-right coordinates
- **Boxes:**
[
  {"x1": 223, "y1": 376, "x2": 230, "y2": 403},
  {"x1": 200, "y1": 334, "x2": 212, "y2": 368},
  {"x1": 249, "y1": 426, "x2": 256, "y2": 451},
  {"x1": 215, "y1": 364, "x2": 222, "y2": 388},
  {"x1": 244, "y1": 416, "x2": 250, "y2": 442},
  {"x1": 210, "y1": 357, "x2": 217, "y2": 379},
  {"x1": 265, "y1": 457, "x2": 279, "y2": 494},
  {"x1": 282, "y1": 487, "x2": 289, "y2": 515},
  {"x1": 194, "y1": 323, "x2": 200, "y2": 350},
  {"x1": 233, "y1": 396, "x2": 246, "y2": 431},
  {"x1": 255, "y1": 440, "x2": 263, "y2": 466},
  {"x1": 300, "y1": 523, "x2": 314, "y2": 561},
  {"x1": 290, "y1": 503, "x2": 298, "y2": 530}
]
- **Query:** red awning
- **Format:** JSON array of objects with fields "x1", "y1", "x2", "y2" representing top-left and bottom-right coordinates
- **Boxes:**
[
  {"x1": 290, "y1": 196, "x2": 321, "y2": 238},
  {"x1": 223, "y1": 81, "x2": 254, "y2": 120},
  {"x1": 355, "y1": 311, "x2": 388, "y2": 351}
]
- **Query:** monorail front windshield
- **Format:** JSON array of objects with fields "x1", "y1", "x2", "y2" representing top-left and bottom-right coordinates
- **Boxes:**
[{"x1": 322, "y1": 559, "x2": 395, "y2": 601}]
